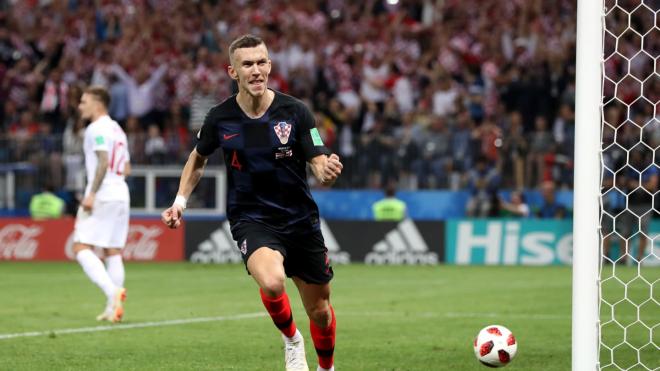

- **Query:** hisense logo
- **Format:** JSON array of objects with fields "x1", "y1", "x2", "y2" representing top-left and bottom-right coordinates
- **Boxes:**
[{"x1": 453, "y1": 221, "x2": 573, "y2": 265}]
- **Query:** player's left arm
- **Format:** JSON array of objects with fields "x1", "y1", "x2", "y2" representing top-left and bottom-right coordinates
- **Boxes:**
[
  {"x1": 123, "y1": 161, "x2": 132, "y2": 176},
  {"x1": 309, "y1": 154, "x2": 343, "y2": 186},
  {"x1": 297, "y1": 103, "x2": 342, "y2": 186},
  {"x1": 81, "y1": 150, "x2": 108, "y2": 211}
]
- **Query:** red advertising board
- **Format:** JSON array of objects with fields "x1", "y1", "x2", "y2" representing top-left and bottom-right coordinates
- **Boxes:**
[{"x1": 0, "y1": 218, "x2": 184, "y2": 261}]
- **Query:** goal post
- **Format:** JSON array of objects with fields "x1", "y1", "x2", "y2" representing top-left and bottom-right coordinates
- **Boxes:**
[{"x1": 572, "y1": 0, "x2": 604, "y2": 370}]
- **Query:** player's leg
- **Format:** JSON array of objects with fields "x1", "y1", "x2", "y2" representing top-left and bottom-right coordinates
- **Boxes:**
[
  {"x1": 104, "y1": 248, "x2": 125, "y2": 287},
  {"x1": 287, "y1": 229, "x2": 335, "y2": 371},
  {"x1": 73, "y1": 202, "x2": 124, "y2": 322},
  {"x1": 293, "y1": 279, "x2": 335, "y2": 371},
  {"x1": 247, "y1": 247, "x2": 308, "y2": 371},
  {"x1": 248, "y1": 247, "x2": 298, "y2": 336},
  {"x1": 101, "y1": 200, "x2": 130, "y2": 321},
  {"x1": 73, "y1": 243, "x2": 119, "y2": 316},
  {"x1": 104, "y1": 200, "x2": 129, "y2": 288},
  {"x1": 97, "y1": 248, "x2": 127, "y2": 322}
]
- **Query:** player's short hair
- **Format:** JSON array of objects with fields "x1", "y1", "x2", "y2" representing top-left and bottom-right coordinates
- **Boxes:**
[
  {"x1": 229, "y1": 34, "x2": 265, "y2": 58},
  {"x1": 84, "y1": 86, "x2": 111, "y2": 108}
]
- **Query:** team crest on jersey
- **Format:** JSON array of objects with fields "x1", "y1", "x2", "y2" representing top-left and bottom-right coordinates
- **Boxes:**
[
  {"x1": 274, "y1": 121, "x2": 292, "y2": 144},
  {"x1": 239, "y1": 239, "x2": 247, "y2": 255}
]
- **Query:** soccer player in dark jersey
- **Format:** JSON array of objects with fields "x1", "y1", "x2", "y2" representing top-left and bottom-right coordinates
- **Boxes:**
[{"x1": 161, "y1": 35, "x2": 342, "y2": 371}]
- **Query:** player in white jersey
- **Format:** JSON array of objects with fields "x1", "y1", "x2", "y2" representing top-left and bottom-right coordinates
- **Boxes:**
[{"x1": 72, "y1": 86, "x2": 130, "y2": 323}]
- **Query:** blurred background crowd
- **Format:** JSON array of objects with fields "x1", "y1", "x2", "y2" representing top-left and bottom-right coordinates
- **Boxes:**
[{"x1": 0, "y1": 0, "x2": 657, "y2": 216}]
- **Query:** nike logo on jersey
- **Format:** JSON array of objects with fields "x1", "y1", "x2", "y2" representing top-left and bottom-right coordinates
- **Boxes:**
[{"x1": 223, "y1": 133, "x2": 239, "y2": 140}]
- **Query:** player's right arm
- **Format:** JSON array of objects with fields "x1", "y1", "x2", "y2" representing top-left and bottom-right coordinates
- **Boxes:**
[
  {"x1": 161, "y1": 108, "x2": 219, "y2": 229},
  {"x1": 161, "y1": 149, "x2": 208, "y2": 229}
]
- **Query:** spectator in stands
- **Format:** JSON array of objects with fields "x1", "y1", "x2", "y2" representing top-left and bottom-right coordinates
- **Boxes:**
[
  {"x1": 500, "y1": 110, "x2": 528, "y2": 189},
  {"x1": 110, "y1": 62, "x2": 167, "y2": 128},
  {"x1": 360, "y1": 112, "x2": 396, "y2": 188},
  {"x1": 0, "y1": 0, "x2": 590, "y2": 198},
  {"x1": 62, "y1": 116, "x2": 85, "y2": 213},
  {"x1": 601, "y1": 173, "x2": 627, "y2": 263},
  {"x1": 144, "y1": 124, "x2": 167, "y2": 165},
  {"x1": 432, "y1": 73, "x2": 459, "y2": 118},
  {"x1": 107, "y1": 74, "x2": 129, "y2": 125},
  {"x1": 620, "y1": 149, "x2": 658, "y2": 262},
  {"x1": 450, "y1": 110, "x2": 475, "y2": 189},
  {"x1": 536, "y1": 180, "x2": 567, "y2": 219},
  {"x1": 553, "y1": 103, "x2": 575, "y2": 155},
  {"x1": 526, "y1": 116, "x2": 554, "y2": 187},
  {"x1": 471, "y1": 117, "x2": 502, "y2": 166},
  {"x1": 372, "y1": 182, "x2": 407, "y2": 221},
  {"x1": 29, "y1": 182, "x2": 65, "y2": 220},
  {"x1": 465, "y1": 156, "x2": 501, "y2": 217},
  {"x1": 498, "y1": 190, "x2": 530, "y2": 218},
  {"x1": 39, "y1": 67, "x2": 68, "y2": 133},
  {"x1": 393, "y1": 111, "x2": 423, "y2": 190},
  {"x1": 189, "y1": 76, "x2": 217, "y2": 132},
  {"x1": 412, "y1": 114, "x2": 453, "y2": 188}
]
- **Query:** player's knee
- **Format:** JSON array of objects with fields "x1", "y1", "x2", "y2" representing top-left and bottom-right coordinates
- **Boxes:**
[
  {"x1": 308, "y1": 302, "x2": 332, "y2": 327},
  {"x1": 72, "y1": 243, "x2": 91, "y2": 255},
  {"x1": 259, "y1": 276, "x2": 286, "y2": 297}
]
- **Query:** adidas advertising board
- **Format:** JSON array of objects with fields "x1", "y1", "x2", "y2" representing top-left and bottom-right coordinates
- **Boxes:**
[
  {"x1": 320, "y1": 219, "x2": 445, "y2": 265},
  {"x1": 184, "y1": 220, "x2": 243, "y2": 263},
  {"x1": 184, "y1": 219, "x2": 352, "y2": 264},
  {"x1": 184, "y1": 219, "x2": 444, "y2": 265},
  {"x1": 320, "y1": 219, "x2": 350, "y2": 264}
]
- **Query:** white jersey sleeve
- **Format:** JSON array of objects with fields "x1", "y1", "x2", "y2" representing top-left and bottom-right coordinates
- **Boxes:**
[
  {"x1": 89, "y1": 124, "x2": 110, "y2": 153},
  {"x1": 83, "y1": 116, "x2": 130, "y2": 202}
]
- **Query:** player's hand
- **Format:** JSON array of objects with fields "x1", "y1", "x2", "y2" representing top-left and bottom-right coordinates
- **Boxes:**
[
  {"x1": 161, "y1": 204, "x2": 184, "y2": 229},
  {"x1": 81, "y1": 194, "x2": 95, "y2": 212},
  {"x1": 321, "y1": 154, "x2": 343, "y2": 186}
]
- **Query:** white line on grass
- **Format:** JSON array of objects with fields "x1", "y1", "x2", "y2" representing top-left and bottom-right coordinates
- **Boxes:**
[
  {"x1": 339, "y1": 311, "x2": 571, "y2": 320},
  {"x1": 341, "y1": 311, "x2": 642, "y2": 321},
  {"x1": 1, "y1": 310, "x2": 636, "y2": 341},
  {"x1": 0, "y1": 312, "x2": 266, "y2": 340}
]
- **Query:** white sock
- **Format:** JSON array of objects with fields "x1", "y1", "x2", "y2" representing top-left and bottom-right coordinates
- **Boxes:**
[
  {"x1": 285, "y1": 329, "x2": 303, "y2": 341},
  {"x1": 105, "y1": 254, "x2": 125, "y2": 288},
  {"x1": 76, "y1": 249, "x2": 117, "y2": 302},
  {"x1": 317, "y1": 366, "x2": 334, "y2": 371}
]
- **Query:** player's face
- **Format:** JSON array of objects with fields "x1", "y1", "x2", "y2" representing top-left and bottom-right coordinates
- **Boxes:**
[
  {"x1": 78, "y1": 93, "x2": 97, "y2": 120},
  {"x1": 228, "y1": 44, "x2": 271, "y2": 97}
]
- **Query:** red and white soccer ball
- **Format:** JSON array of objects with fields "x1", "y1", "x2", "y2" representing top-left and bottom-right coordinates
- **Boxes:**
[{"x1": 473, "y1": 325, "x2": 517, "y2": 367}]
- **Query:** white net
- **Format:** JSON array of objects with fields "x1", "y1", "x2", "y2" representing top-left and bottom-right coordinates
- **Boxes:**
[{"x1": 600, "y1": 0, "x2": 659, "y2": 369}]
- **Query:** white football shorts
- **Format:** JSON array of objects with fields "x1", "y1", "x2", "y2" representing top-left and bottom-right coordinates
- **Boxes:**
[{"x1": 74, "y1": 200, "x2": 129, "y2": 248}]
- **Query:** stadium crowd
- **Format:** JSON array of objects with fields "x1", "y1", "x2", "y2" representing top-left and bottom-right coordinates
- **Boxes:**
[{"x1": 0, "y1": 0, "x2": 656, "y2": 211}]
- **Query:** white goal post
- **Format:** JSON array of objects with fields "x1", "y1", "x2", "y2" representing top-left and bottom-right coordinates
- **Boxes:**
[
  {"x1": 573, "y1": 0, "x2": 604, "y2": 370},
  {"x1": 574, "y1": 0, "x2": 659, "y2": 370}
]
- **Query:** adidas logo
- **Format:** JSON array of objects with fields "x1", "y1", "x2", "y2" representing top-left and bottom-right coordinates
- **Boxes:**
[
  {"x1": 190, "y1": 221, "x2": 243, "y2": 263},
  {"x1": 365, "y1": 219, "x2": 438, "y2": 265},
  {"x1": 320, "y1": 219, "x2": 350, "y2": 264}
]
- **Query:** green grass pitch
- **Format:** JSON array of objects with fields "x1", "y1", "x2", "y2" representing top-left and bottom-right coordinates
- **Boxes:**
[{"x1": 0, "y1": 262, "x2": 655, "y2": 370}]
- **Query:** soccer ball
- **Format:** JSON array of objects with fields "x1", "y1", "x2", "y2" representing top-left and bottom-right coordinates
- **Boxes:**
[{"x1": 473, "y1": 325, "x2": 517, "y2": 367}]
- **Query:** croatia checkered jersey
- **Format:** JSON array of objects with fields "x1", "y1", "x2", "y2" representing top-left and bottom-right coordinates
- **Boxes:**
[
  {"x1": 83, "y1": 115, "x2": 130, "y2": 202},
  {"x1": 196, "y1": 90, "x2": 331, "y2": 233}
]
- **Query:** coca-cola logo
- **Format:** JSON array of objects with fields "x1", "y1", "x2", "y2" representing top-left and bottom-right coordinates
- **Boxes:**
[
  {"x1": 123, "y1": 225, "x2": 162, "y2": 260},
  {"x1": 64, "y1": 224, "x2": 165, "y2": 260},
  {"x1": 0, "y1": 224, "x2": 42, "y2": 259}
]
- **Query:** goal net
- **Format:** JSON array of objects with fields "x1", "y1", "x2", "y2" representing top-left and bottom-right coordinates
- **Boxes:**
[{"x1": 599, "y1": 0, "x2": 659, "y2": 369}]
